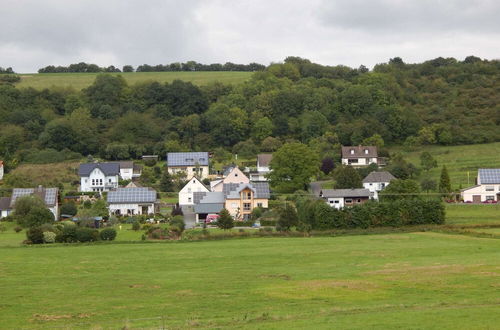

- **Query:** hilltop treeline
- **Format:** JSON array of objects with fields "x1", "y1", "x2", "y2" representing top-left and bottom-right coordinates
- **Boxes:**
[
  {"x1": 1, "y1": 56, "x2": 499, "y2": 168},
  {"x1": 37, "y1": 61, "x2": 265, "y2": 73}
]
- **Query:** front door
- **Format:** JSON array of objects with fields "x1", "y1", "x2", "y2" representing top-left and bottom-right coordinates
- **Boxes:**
[
  {"x1": 472, "y1": 195, "x2": 481, "y2": 203},
  {"x1": 141, "y1": 206, "x2": 149, "y2": 214}
]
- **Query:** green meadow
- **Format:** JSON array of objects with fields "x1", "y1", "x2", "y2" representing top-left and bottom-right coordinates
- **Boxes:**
[
  {"x1": 1, "y1": 204, "x2": 500, "y2": 329},
  {"x1": 391, "y1": 142, "x2": 500, "y2": 189},
  {"x1": 16, "y1": 71, "x2": 253, "y2": 90}
]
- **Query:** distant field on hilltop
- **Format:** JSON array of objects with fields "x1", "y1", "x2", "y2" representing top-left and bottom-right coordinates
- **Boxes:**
[
  {"x1": 16, "y1": 71, "x2": 253, "y2": 90},
  {"x1": 389, "y1": 142, "x2": 500, "y2": 189}
]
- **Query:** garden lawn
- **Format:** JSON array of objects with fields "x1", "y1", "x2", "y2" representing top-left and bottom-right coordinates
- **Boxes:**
[
  {"x1": 445, "y1": 203, "x2": 500, "y2": 225},
  {"x1": 0, "y1": 233, "x2": 499, "y2": 329},
  {"x1": 17, "y1": 71, "x2": 252, "y2": 90}
]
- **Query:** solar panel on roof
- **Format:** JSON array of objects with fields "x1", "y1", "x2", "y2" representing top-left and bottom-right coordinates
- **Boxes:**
[{"x1": 479, "y1": 169, "x2": 500, "y2": 184}]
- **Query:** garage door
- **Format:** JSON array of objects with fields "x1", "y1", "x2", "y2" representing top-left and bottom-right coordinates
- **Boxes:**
[{"x1": 472, "y1": 195, "x2": 481, "y2": 203}]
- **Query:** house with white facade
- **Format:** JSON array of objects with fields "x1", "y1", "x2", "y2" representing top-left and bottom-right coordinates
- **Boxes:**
[
  {"x1": 461, "y1": 169, "x2": 500, "y2": 203},
  {"x1": 0, "y1": 160, "x2": 4, "y2": 181},
  {"x1": 179, "y1": 176, "x2": 210, "y2": 206},
  {"x1": 115, "y1": 161, "x2": 142, "y2": 181},
  {"x1": 319, "y1": 189, "x2": 370, "y2": 209},
  {"x1": 341, "y1": 146, "x2": 379, "y2": 167},
  {"x1": 107, "y1": 187, "x2": 158, "y2": 216},
  {"x1": 362, "y1": 171, "x2": 396, "y2": 200},
  {"x1": 249, "y1": 154, "x2": 272, "y2": 181},
  {"x1": 167, "y1": 152, "x2": 209, "y2": 180},
  {"x1": 79, "y1": 163, "x2": 120, "y2": 192},
  {"x1": 0, "y1": 186, "x2": 59, "y2": 219}
]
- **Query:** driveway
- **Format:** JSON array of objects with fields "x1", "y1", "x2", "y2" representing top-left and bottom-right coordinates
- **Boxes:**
[{"x1": 181, "y1": 205, "x2": 196, "y2": 229}]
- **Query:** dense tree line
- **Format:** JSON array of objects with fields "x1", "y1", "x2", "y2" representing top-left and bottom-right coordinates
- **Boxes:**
[
  {"x1": 1, "y1": 56, "x2": 499, "y2": 171},
  {"x1": 37, "y1": 61, "x2": 266, "y2": 73}
]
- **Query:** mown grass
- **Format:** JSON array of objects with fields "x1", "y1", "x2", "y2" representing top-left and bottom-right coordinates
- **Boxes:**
[
  {"x1": 445, "y1": 203, "x2": 500, "y2": 225},
  {"x1": 390, "y1": 142, "x2": 500, "y2": 189},
  {"x1": 16, "y1": 71, "x2": 253, "y2": 90},
  {"x1": 0, "y1": 232, "x2": 499, "y2": 329}
]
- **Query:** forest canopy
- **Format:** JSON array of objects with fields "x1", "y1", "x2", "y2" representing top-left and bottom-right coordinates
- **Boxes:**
[{"x1": 1, "y1": 56, "x2": 499, "y2": 166}]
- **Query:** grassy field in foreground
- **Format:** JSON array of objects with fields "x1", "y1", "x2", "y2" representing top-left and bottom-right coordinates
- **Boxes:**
[
  {"x1": 445, "y1": 203, "x2": 500, "y2": 225},
  {"x1": 0, "y1": 233, "x2": 499, "y2": 329},
  {"x1": 390, "y1": 142, "x2": 500, "y2": 189},
  {"x1": 16, "y1": 71, "x2": 253, "y2": 90}
]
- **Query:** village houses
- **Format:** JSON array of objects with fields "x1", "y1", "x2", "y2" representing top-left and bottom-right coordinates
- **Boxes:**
[
  {"x1": 362, "y1": 171, "x2": 396, "y2": 200},
  {"x1": 249, "y1": 154, "x2": 272, "y2": 181},
  {"x1": 319, "y1": 188, "x2": 370, "y2": 209},
  {"x1": 107, "y1": 187, "x2": 158, "y2": 216},
  {"x1": 0, "y1": 186, "x2": 59, "y2": 219}
]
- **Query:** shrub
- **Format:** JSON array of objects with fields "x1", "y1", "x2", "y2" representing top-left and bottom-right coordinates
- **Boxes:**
[
  {"x1": 260, "y1": 220, "x2": 277, "y2": 226},
  {"x1": 75, "y1": 227, "x2": 99, "y2": 242},
  {"x1": 14, "y1": 226, "x2": 23, "y2": 233},
  {"x1": 251, "y1": 207, "x2": 264, "y2": 221},
  {"x1": 100, "y1": 228, "x2": 117, "y2": 241},
  {"x1": 83, "y1": 200, "x2": 92, "y2": 209},
  {"x1": 21, "y1": 207, "x2": 55, "y2": 228},
  {"x1": 26, "y1": 226, "x2": 44, "y2": 244},
  {"x1": 56, "y1": 226, "x2": 78, "y2": 243},
  {"x1": 277, "y1": 204, "x2": 298, "y2": 231},
  {"x1": 131, "y1": 221, "x2": 141, "y2": 231},
  {"x1": 144, "y1": 158, "x2": 157, "y2": 167},
  {"x1": 0, "y1": 224, "x2": 6, "y2": 232},
  {"x1": 43, "y1": 231, "x2": 56, "y2": 243},
  {"x1": 216, "y1": 209, "x2": 234, "y2": 230},
  {"x1": 60, "y1": 201, "x2": 78, "y2": 216},
  {"x1": 170, "y1": 215, "x2": 185, "y2": 232}
]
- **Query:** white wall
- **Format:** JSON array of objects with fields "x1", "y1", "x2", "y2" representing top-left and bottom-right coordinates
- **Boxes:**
[
  {"x1": 0, "y1": 209, "x2": 11, "y2": 218},
  {"x1": 0, "y1": 165, "x2": 3, "y2": 181},
  {"x1": 326, "y1": 197, "x2": 344, "y2": 209},
  {"x1": 120, "y1": 168, "x2": 133, "y2": 181},
  {"x1": 363, "y1": 181, "x2": 390, "y2": 200},
  {"x1": 179, "y1": 178, "x2": 209, "y2": 205},
  {"x1": 461, "y1": 184, "x2": 500, "y2": 202},
  {"x1": 80, "y1": 168, "x2": 119, "y2": 192},
  {"x1": 108, "y1": 203, "x2": 154, "y2": 215},
  {"x1": 341, "y1": 158, "x2": 378, "y2": 166}
]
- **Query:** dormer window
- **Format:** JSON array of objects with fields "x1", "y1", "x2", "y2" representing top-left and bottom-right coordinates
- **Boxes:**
[{"x1": 350, "y1": 149, "x2": 355, "y2": 155}]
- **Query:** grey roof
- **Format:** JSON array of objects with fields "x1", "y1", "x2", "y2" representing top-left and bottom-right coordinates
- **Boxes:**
[
  {"x1": 257, "y1": 154, "x2": 273, "y2": 167},
  {"x1": 10, "y1": 187, "x2": 58, "y2": 208},
  {"x1": 0, "y1": 197, "x2": 11, "y2": 210},
  {"x1": 341, "y1": 146, "x2": 378, "y2": 158},
  {"x1": 79, "y1": 163, "x2": 120, "y2": 176},
  {"x1": 223, "y1": 182, "x2": 270, "y2": 199},
  {"x1": 363, "y1": 171, "x2": 396, "y2": 183},
  {"x1": 112, "y1": 161, "x2": 133, "y2": 169},
  {"x1": 479, "y1": 169, "x2": 500, "y2": 184},
  {"x1": 194, "y1": 203, "x2": 224, "y2": 214},
  {"x1": 107, "y1": 188, "x2": 157, "y2": 204},
  {"x1": 320, "y1": 189, "x2": 370, "y2": 198},
  {"x1": 167, "y1": 152, "x2": 209, "y2": 166},
  {"x1": 193, "y1": 191, "x2": 225, "y2": 204},
  {"x1": 223, "y1": 165, "x2": 236, "y2": 177}
]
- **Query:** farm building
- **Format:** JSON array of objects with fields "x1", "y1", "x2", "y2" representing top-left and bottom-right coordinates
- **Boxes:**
[{"x1": 461, "y1": 169, "x2": 500, "y2": 203}]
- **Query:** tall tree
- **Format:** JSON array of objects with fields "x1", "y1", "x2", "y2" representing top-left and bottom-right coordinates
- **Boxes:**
[
  {"x1": 439, "y1": 165, "x2": 451, "y2": 194},
  {"x1": 216, "y1": 208, "x2": 234, "y2": 230},
  {"x1": 267, "y1": 142, "x2": 320, "y2": 193},
  {"x1": 420, "y1": 152, "x2": 437, "y2": 171},
  {"x1": 333, "y1": 165, "x2": 362, "y2": 189}
]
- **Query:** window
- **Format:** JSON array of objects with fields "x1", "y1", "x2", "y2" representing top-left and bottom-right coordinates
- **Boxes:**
[
  {"x1": 235, "y1": 173, "x2": 238, "y2": 177},
  {"x1": 245, "y1": 192, "x2": 252, "y2": 199},
  {"x1": 92, "y1": 179, "x2": 95, "y2": 185},
  {"x1": 108, "y1": 179, "x2": 111, "y2": 183},
  {"x1": 350, "y1": 149, "x2": 354, "y2": 155},
  {"x1": 345, "y1": 199, "x2": 353, "y2": 204},
  {"x1": 243, "y1": 203, "x2": 251, "y2": 211},
  {"x1": 369, "y1": 183, "x2": 372, "y2": 186},
  {"x1": 257, "y1": 203, "x2": 263, "y2": 207},
  {"x1": 486, "y1": 196, "x2": 495, "y2": 201},
  {"x1": 329, "y1": 200, "x2": 334, "y2": 204},
  {"x1": 188, "y1": 197, "x2": 192, "y2": 202},
  {"x1": 486, "y1": 186, "x2": 494, "y2": 191},
  {"x1": 188, "y1": 188, "x2": 191, "y2": 193},
  {"x1": 335, "y1": 200, "x2": 339, "y2": 204},
  {"x1": 357, "y1": 199, "x2": 361, "y2": 203},
  {"x1": 364, "y1": 149, "x2": 369, "y2": 155}
]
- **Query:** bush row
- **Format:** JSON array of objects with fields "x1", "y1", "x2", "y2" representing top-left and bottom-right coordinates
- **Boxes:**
[
  {"x1": 296, "y1": 199, "x2": 445, "y2": 231},
  {"x1": 26, "y1": 222, "x2": 117, "y2": 244}
]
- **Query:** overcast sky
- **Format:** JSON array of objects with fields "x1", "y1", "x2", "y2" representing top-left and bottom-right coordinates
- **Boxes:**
[{"x1": 1, "y1": 0, "x2": 499, "y2": 73}]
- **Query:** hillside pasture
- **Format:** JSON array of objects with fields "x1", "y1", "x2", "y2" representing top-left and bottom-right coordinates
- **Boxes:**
[
  {"x1": 2, "y1": 162, "x2": 79, "y2": 190},
  {"x1": 390, "y1": 142, "x2": 500, "y2": 189},
  {"x1": 16, "y1": 71, "x2": 253, "y2": 90}
]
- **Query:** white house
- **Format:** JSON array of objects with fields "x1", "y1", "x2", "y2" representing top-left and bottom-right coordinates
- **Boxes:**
[
  {"x1": 341, "y1": 146, "x2": 379, "y2": 167},
  {"x1": 107, "y1": 187, "x2": 158, "y2": 216},
  {"x1": 167, "y1": 152, "x2": 209, "y2": 180},
  {"x1": 362, "y1": 171, "x2": 396, "y2": 200},
  {"x1": 0, "y1": 160, "x2": 4, "y2": 181},
  {"x1": 461, "y1": 169, "x2": 500, "y2": 203},
  {"x1": 0, "y1": 186, "x2": 59, "y2": 219},
  {"x1": 79, "y1": 163, "x2": 120, "y2": 192},
  {"x1": 249, "y1": 154, "x2": 273, "y2": 181},
  {"x1": 319, "y1": 189, "x2": 370, "y2": 209},
  {"x1": 179, "y1": 176, "x2": 210, "y2": 205},
  {"x1": 115, "y1": 161, "x2": 142, "y2": 181}
]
